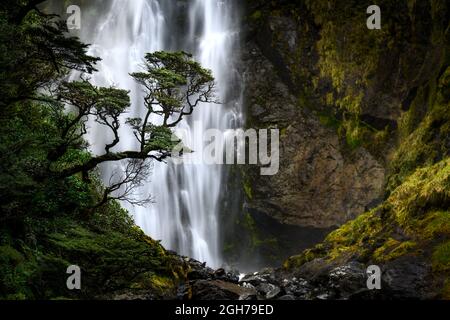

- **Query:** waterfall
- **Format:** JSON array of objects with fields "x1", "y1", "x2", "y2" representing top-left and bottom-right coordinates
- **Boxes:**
[{"x1": 75, "y1": 0, "x2": 241, "y2": 268}]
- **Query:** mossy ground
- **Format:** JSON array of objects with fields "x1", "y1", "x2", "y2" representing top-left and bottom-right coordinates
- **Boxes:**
[{"x1": 0, "y1": 198, "x2": 186, "y2": 300}]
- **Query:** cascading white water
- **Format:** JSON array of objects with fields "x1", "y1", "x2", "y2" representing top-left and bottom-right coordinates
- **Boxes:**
[{"x1": 76, "y1": 0, "x2": 241, "y2": 268}]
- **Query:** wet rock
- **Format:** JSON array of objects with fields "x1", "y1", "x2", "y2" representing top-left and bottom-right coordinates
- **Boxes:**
[
  {"x1": 214, "y1": 268, "x2": 226, "y2": 277},
  {"x1": 238, "y1": 269, "x2": 287, "y2": 299},
  {"x1": 224, "y1": 271, "x2": 240, "y2": 283},
  {"x1": 239, "y1": 291, "x2": 258, "y2": 300},
  {"x1": 239, "y1": 274, "x2": 268, "y2": 287},
  {"x1": 187, "y1": 267, "x2": 214, "y2": 281},
  {"x1": 316, "y1": 293, "x2": 331, "y2": 300},
  {"x1": 257, "y1": 282, "x2": 281, "y2": 299},
  {"x1": 211, "y1": 268, "x2": 239, "y2": 283},
  {"x1": 184, "y1": 258, "x2": 215, "y2": 280},
  {"x1": 277, "y1": 294, "x2": 296, "y2": 300},
  {"x1": 176, "y1": 283, "x2": 190, "y2": 300},
  {"x1": 241, "y1": 282, "x2": 256, "y2": 290},
  {"x1": 189, "y1": 280, "x2": 256, "y2": 300},
  {"x1": 381, "y1": 256, "x2": 434, "y2": 299},
  {"x1": 326, "y1": 262, "x2": 367, "y2": 298},
  {"x1": 239, "y1": 269, "x2": 276, "y2": 287},
  {"x1": 281, "y1": 277, "x2": 313, "y2": 298}
]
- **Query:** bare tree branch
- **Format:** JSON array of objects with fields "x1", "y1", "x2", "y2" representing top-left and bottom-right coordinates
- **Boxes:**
[{"x1": 94, "y1": 159, "x2": 153, "y2": 208}]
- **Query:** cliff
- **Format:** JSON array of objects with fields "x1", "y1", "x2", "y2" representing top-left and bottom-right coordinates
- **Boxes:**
[{"x1": 235, "y1": 0, "x2": 449, "y2": 297}]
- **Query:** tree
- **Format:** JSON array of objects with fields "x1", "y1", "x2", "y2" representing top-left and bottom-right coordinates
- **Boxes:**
[
  {"x1": 0, "y1": 1, "x2": 216, "y2": 214},
  {"x1": 50, "y1": 51, "x2": 216, "y2": 206},
  {"x1": 0, "y1": 2, "x2": 99, "y2": 109},
  {"x1": 0, "y1": 2, "x2": 102, "y2": 221}
]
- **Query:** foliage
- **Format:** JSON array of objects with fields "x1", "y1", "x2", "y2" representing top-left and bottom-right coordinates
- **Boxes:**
[{"x1": 0, "y1": 1, "x2": 208, "y2": 299}]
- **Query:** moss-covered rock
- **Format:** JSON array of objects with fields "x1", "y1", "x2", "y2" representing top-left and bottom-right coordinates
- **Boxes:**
[
  {"x1": 388, "y1": 66, "x2": 450, "y2": 192},
  {"x1": 243, "y1": 3, "x2": 448, "y2": 297},
  {"x1": 284, "y1": 158, "x2": 450, "y2": 298}
]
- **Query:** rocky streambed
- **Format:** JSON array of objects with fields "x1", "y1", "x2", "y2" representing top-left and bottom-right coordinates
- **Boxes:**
[
  {"x1": 176, "y1": 258, "x2": 367, "y2": 300},
  {"x1": 177, "y1": 255, "x2": 433, "y2": 300}
]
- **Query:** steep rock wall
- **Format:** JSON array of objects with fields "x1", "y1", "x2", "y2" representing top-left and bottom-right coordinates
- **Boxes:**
[
  {"x1": 233, "y1": 0, "x2": 448, "y2": 269},
  {"x1": 234, "y1": 0, "x2": 449, "y2": 290},
  {"x1": 242, "y1": 38, "x2": 385, "y2": 228}
]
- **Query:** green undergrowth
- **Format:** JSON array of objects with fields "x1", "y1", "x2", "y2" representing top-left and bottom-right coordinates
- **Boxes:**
[{"x1": 0, "y1": 200, "x2": 185, "y2": 300}]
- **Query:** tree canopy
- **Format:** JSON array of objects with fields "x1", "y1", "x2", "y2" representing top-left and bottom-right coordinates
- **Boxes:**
[{"x1": 0, "y1": 0, "x2": 216, "y2": 220}]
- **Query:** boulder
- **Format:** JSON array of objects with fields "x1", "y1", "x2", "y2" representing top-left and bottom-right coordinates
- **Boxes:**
[{"x1": 189, "y1": 280, "x2": 257, "y2": 300}]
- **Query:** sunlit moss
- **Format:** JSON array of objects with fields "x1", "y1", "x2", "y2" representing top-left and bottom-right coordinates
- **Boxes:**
[
  {"x1": 422, "y1": 211, "x2": 450, "y2": 239},
  {"x1": 441, "y1": 278, "x2": 450, "y2": 300},
  {"x1": 432, "y1": 241, "x2": 450, "y2": 272},
  {"x1": 373, "y1": 239, "x2": 417, "y2": 262},
  {"x1": 388, "y1": 67, "x2": 450, "y2": 192},
  {"x1": 389, "y1": 159, "x2": 450, "y2": 234},
  {"x1": 284, "y1": 159, "x2": 450, "y2": 273}
]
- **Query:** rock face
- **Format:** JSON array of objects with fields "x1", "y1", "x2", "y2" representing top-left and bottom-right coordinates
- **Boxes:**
[
  {"x1": 188, "y1": 280, "x2": 255, "y2": 300},
  {"x1": 228, "y1": 0, "x2": 448, "y2": 272},
  {"x1": 184, "y1": 0, "x2": 448, "y2": 300},
  {"x1": 241, "y1": 26, "x2": 385, "y2": 228}
]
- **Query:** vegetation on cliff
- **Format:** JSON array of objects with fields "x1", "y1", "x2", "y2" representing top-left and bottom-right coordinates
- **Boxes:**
[
  {"x1": 245, "y1": 0, "x2": 449, "y2": 297},
  {"x1": 246, "y1": 0, "x2": 448, "y2": 156},
  {"x1": 283, "y1": 64, "x2": 449, "y2": 298},
  {"x1": 284, "y1": 157, "x2": 450, "y2": 297}
]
